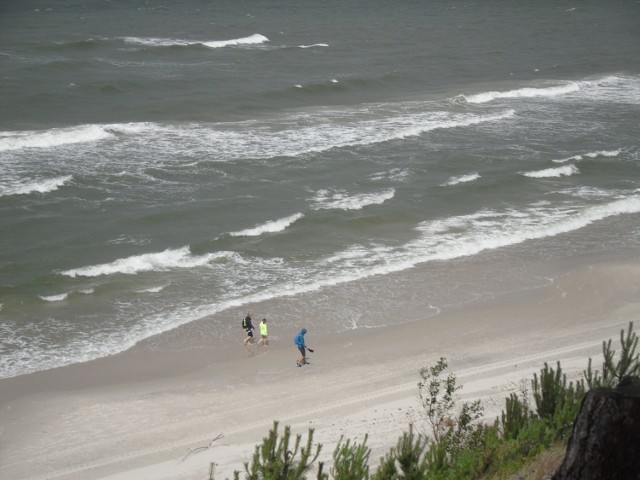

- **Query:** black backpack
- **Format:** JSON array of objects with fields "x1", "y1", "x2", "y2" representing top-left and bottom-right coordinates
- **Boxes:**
[{"x1": 242, "y1": 316, "x2": 249, "y2": 329}]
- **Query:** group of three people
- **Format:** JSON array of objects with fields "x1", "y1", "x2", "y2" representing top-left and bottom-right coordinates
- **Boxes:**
[{"x1": 242, "y1": 311, "x2": 312, "y2": 366}]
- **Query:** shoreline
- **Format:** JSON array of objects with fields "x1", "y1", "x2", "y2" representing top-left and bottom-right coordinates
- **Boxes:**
[{"x1": 1, "y1": 255, "x2": 639, "y2": 479}]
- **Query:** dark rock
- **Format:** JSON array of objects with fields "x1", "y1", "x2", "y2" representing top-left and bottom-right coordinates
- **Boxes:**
[{"x1": 552, "y1": 376, "x2": 640, "y2": 480}]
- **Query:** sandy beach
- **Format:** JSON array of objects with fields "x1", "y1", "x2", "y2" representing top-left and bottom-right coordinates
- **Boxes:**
[{"x1": 1, "y1": 256, "x2": 639, "y2": 480}]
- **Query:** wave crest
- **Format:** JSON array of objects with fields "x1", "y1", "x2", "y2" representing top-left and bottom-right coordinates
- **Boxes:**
[
  {"x1": 61, "y1": 247, "x2": 220, "y2": 278},
  {"x1": 462, "y1": 83, "x2": 579, "y2": 104},
  {"x1": 229, "y1": 213, "x2": 305, "y2": 237},
  {"x1": 0, "y1": 175, "x2": 72, "y2": 197},
  {"x1": 312, "y1": 188, "x2": 395, "y2": 211},
  {"x1": 552, "y1": 149, "x2": 622, "y2": 163},
  {"x1": 442, "y1": 172, "x2": 481, "y2": 186},
  {"x1": 523, "y1": 164, "x2": 580, "y2": 178},
  {"x1": 0, "y1": 125, "x2": 113, "y2": 152},
  {"x1": 120, "y1": 34, "x2": 268, "y2": 49}
]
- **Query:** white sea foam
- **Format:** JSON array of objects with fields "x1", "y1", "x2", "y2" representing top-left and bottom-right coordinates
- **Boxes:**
[
  {"x1": 0, "y1": 175, "x2": 72, "y2": 197},
  {"x1": 552, "y1": 149, "x2": 622, "y2": 163},
  {"x1": 299, "y1": 43, "x2": 329, "y2": 48},
  {"x1": 561, "y1": 186, "x2": 616, "y2": 199},
  {"x1": 0, "y1": 122, "x2": 158, "y2": 153},
  {"x1": 61, "y1": 246, "x2": 220, "y2": 278},
  {"x1": 0, "y1": 125, "x2": 114, "y2": 151},
  {"x1": 39, "y1": 293, "x2": 69, "y2": 302},
  {"x1": 310, "y1": 195, "x2": 640, "y2": 287},
  {"x1": 411, "y1": 195, "x2": 640, "y2": 263},
  {"x1": 369, "y1": 168, "x2": 410, "y2": 182},
  {"x1": 312, "y1": 188, "x2": 395, "y2": 210},
  {"x1": 202, "y1": 34, "x2": 269, "y2": 48},
  {"x1": 199, "y1": 109, "x2": 515, "y2": 160},
  {"x1": 229, "y1": 213, "x2": 305, "y2": 237},
  {"x1": 463, "y1": 83, "x2": 579, "y2": 104},
  {"x1": 442, "y1": 172, "x2": 481, "y2": 186},
  {"x1": 135, "y1": 285, "x2": 167, "y2": 294},
  {"x1": 121, "y1": 34, "x2": 268, "y2": 49},
  {"x1": 522, "y1": 164, "x2": 580, "y2": 178}
]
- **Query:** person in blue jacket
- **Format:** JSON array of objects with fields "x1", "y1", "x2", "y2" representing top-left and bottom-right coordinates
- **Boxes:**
[{"x1": 294, "y1": 328, "x2": 313, "y2": 367}]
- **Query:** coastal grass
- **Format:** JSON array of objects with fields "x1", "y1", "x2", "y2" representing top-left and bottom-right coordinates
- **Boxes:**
[{"x1": 211, "y1": 322, "x2": 639, "y2": 480}]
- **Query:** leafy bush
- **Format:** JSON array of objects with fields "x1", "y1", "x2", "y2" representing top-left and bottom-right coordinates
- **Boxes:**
[
  {"x1": 331, "y1": 435, "x2": 371, "y2": 480},
  {"x1": 417, "y1": 356, "x2": 484, "y2": 458},
  {"x1": 584, "y1": 321, "x2": 639, "y2": 388},
  {"x1": 371, "y1": 425, "x2": 430, "y2": 480},
  {"x1": 227, "y1": 421, "x2": 325, "y2": 480},
  {"x1": 531, "y1": 361, "x2": 585, "y2": 438},
  {"x1": 501, "y1": 393, "x2": 530, "y2": 441}
]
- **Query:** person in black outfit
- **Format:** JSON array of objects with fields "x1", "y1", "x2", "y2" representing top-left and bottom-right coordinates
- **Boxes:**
[{"x1": 243, "y1": 311, "x2": 255, "y2": 346}]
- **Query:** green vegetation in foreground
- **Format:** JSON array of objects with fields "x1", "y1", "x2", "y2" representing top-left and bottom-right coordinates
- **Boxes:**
[{"x1": 209, "y1": 322, "x2": 640, "y2": 480}]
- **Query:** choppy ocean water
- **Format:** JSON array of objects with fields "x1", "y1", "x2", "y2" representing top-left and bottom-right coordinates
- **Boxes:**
[{"x1": 1, "y1": 0, "x2": 639, "y2": 379}]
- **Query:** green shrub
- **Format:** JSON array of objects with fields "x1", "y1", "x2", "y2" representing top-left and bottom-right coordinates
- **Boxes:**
[
  {"x1": 371, "y1": 425, "x2": 430, "y2": 480},
  {"x1": 584, "y1": 321, "x2": 639, "y2": 388},
  {"x1": 331, "y1": 435, "x2": 371, "y2": 480},
  {"x1": 417, "y1": 357, "x2": 484, "y2": 458},
  {"x1": 501, "y1": 393, "x2": 530, "y2": 441},
  {"x1": 228, "y1": 421, "x2": 325, "y2": 480}
]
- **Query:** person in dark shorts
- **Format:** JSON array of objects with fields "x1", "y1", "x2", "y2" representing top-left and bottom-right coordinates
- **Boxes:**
[
  {"x1": 294, "y1": 328, "x2": 313, "y2": 366},
  {"x1": 243, "y1": 311, "x2": 255, "y2": 346}
]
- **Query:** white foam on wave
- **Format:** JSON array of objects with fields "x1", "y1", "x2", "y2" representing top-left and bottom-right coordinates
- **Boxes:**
[
  {"x1": 0, "y1": 175, "x2": 72, "y2": 197},
  {"x1": 0, "y1": 122, "x2": 157, "y2": 153},
  {"x1": 0, "y1": 125, "x2": 113, "y2": 152},
  {"x1": 560, "y1": 186, "x2": 617, "y2": 199},
  {"x1": 121, "y1": 34, "x2": 269, "y2": 49},
  {"x1": 552, "y1": 149, "x2": 622, "y2": 163},
  {"x1": 203, "y1": 34, "x2": 269, "y2": 48},
  {"x1": 195, "y1": 109, "x2": 515, "y2": 161},
  {"x1": 229, "y1": 213, "x2": 305, "y2": 237},
  {"x1": 312, "y1": 188, "x2": 395, "y2": 211},
  {"x1": 369, "y1": 168, "x2": 410, "y2": 182},
  {"x1": 299, "y1": 43, "x2": 329, "y2": 49},
  {"x1": 61, "y1": 246, "x2": 221, "y2": 278},
  {"x1": 135, "y1": 285, "x2": 168, "y2": 294},
  {"x1": 522, "y1": 164, "x2": 580, "y2": 178},
  {"x1": 39, "y1": 293, "x2": 69, "y2": 302},
  {"x1": 308, "y1": 194, "x2": 640, "y2": 290},
  {"x1": 412, "y1": 195, "x2": 640, "y2": 263},
  {"x1": 463, "y1": 83, "x2": 579, "y2": 104},
  {"x1": 442, "y1": 172, "x2": 481, "y2": 186}
]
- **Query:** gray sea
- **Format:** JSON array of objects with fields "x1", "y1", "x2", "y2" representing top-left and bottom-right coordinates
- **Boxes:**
[{"x1": 1, "y1": 0, "x2": 640, "y2": 379}]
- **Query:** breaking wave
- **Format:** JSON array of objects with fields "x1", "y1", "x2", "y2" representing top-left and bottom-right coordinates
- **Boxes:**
[
  {"x1": 0, "y1": 175, "x2": 72, "y2": 197},
  {"x1": 522, "y1": 165, "x2": 580, "y2": 178},
  {"x1": 229, "y1": 213, "x2": 305, "y2": 237},
  {"x1": 61, "y1": 247, "x2": 221, "y2": 278}
]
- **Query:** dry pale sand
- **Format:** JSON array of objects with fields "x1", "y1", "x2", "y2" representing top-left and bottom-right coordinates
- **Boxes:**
[{"x1": 1, "y1": 258, "x2": 639, "y2": 480}]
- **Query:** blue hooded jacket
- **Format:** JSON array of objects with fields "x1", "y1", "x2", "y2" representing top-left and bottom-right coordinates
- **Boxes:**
[{"x1": 294, "y1": 328, "x2": 307, "y2": 348}]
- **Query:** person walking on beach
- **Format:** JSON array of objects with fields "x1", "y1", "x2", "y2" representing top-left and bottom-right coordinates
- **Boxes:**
[
  {"x1": 242, "y1": 311, "x2": 255, "y2": 346},
  {"x1": 294, "y1": 328, "x2": 313, "y2": 366},
  {"x1": 257, "y1": 318, "x2": 268, "y2": 347}
]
